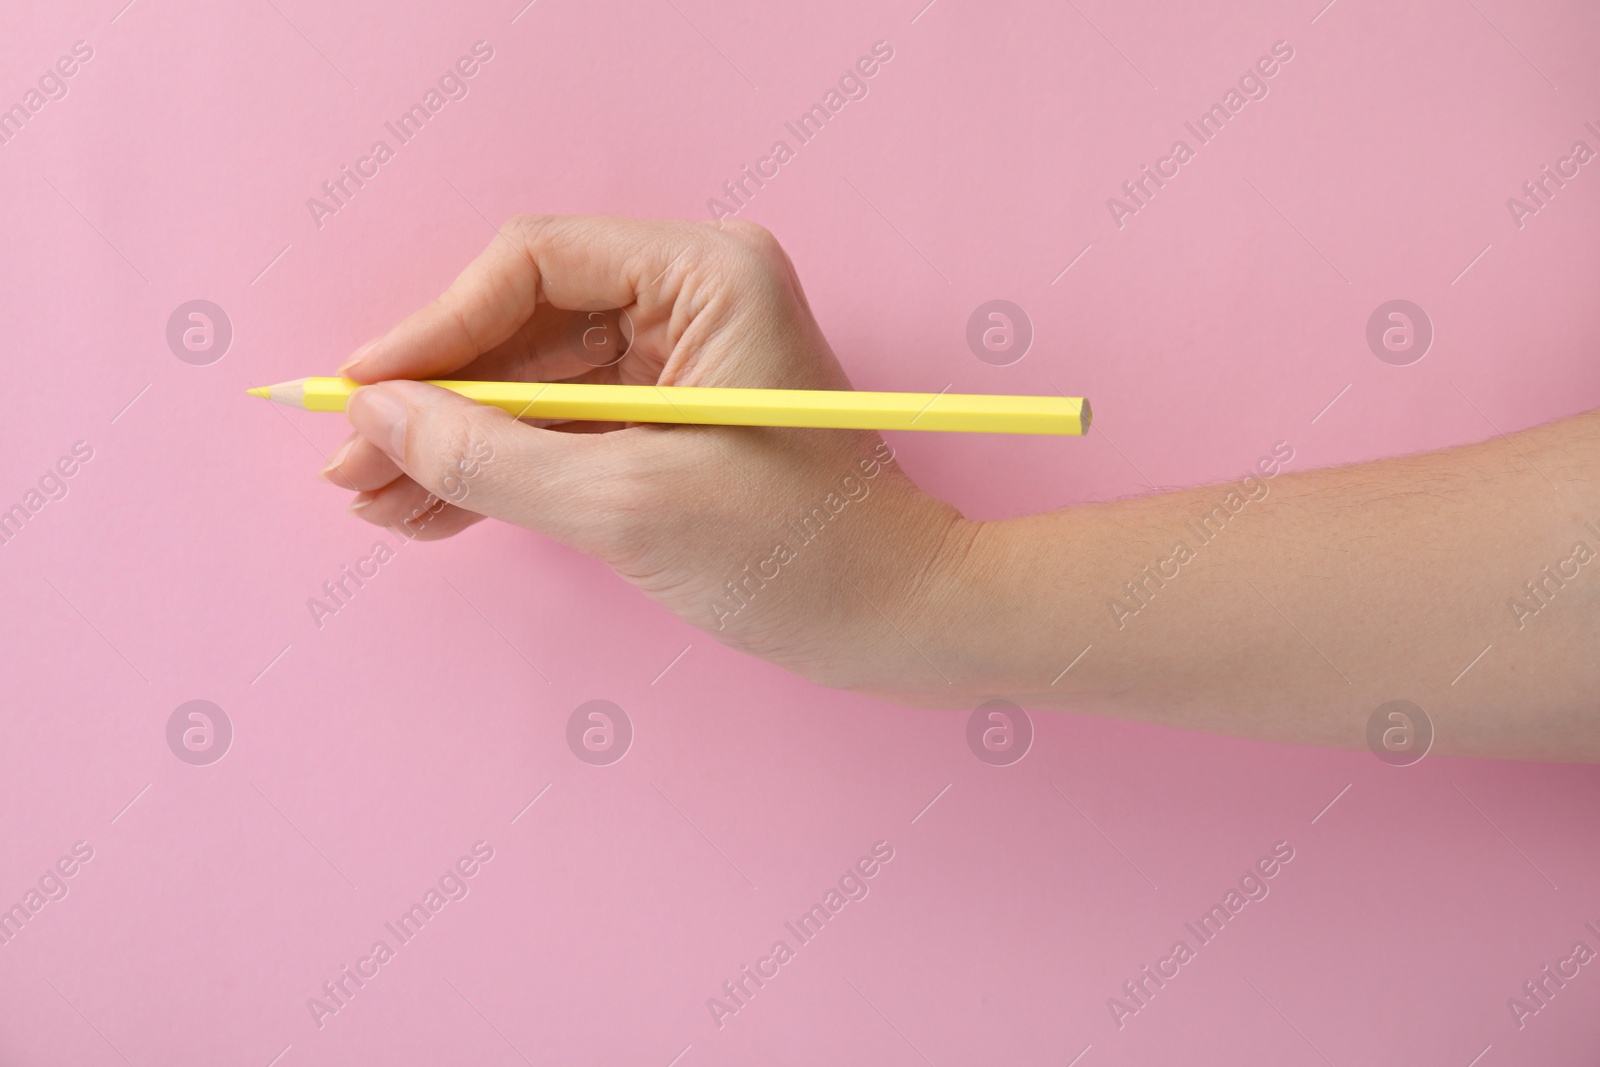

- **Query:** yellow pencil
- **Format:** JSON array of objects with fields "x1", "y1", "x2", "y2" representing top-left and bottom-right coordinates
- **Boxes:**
[{"x1": 247, "y1": 377, "x2": 1092, "y2": 436}]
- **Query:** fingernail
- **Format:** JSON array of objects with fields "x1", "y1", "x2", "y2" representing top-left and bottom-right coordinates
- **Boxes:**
[
  {"x1": 338, "y1": 340, "x2": 377, "y2": 377},
  {"x1": 317, "y1": 438, "x2": 357, "y2": 482},
  {"x1": 348, "y1": 386, "x2": 408, "y2": 463},
  {"x1": 348, "y1": 495, "x2": 373, "y2": 513}
]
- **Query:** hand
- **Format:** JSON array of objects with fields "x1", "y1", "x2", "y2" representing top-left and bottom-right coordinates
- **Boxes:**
[{"x1": 323, "y1": 215, "x2": 970, "y2": 693}]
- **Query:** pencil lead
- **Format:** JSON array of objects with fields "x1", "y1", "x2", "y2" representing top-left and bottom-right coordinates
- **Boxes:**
[{"x1": 246, "y1": 386, "x2": 270, "y2": 399}]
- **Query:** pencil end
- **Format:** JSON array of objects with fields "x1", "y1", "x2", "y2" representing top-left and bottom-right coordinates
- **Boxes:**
[
  {"x1": 246, "y1": 386, "x2": 270, "y2": 399},
  {"x1": 1078, "y1": 397, "x2": 1092, "y2": 435}
]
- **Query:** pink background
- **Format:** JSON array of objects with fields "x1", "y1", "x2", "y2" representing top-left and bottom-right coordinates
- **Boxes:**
[{"x1": 2, "y1": 0, "x2": 1599, "y2": 1063}]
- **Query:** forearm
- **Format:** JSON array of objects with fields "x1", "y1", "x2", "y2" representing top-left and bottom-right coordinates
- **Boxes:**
[{"x1": 890, "y1": 409, "x2": 1600, "y2": 761}]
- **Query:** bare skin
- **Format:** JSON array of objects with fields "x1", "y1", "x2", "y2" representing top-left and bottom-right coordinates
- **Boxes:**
[{"x1": 322, "y1": 215, "x2": 1600, "y2": 763}]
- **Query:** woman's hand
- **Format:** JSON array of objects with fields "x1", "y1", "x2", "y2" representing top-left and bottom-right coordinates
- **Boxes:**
[
  {"x1": 323, "y1": 215, "x2": 971, "y2": 693},
  {"x1": 318, "y1": 213, "x2": 1600, "y2": 759}
]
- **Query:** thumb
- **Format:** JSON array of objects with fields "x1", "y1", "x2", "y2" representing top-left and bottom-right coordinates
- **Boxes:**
[{"x1": 345, "y1": 380, "x2": 636, "y2": 547}]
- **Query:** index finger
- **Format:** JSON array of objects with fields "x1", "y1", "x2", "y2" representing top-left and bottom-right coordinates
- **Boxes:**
[{"x1": 338, "y1": 215, "x2": 710, "y2": 384}]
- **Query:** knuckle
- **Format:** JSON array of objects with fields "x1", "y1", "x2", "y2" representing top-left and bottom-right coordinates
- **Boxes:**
[
  {"x1": 593, "y1": 462, "x2": 656, "y2": 521},
  {"x1": 581, "y1": 454, "x2": 664, "y2": 556},
  {"x1": 422, "y1": 412, "x2": 483, "y2": 488},
  {"x1": 507, "y1": 214, "x2": 567, "y2": 260},
  {"x1": 508, "y1": 212, "x2": 552, "y2": 236},
  {"x1": 719, "y1": 219, "x2": 785, "y2": 259},
  {"x1": 711, "y1": 222, "x2": 794, "y2": 297}
]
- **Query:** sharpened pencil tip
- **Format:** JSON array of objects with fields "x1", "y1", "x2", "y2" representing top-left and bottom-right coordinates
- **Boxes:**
[{"x1": 247, "y1": 386, "x2": 270, "y2": 399}]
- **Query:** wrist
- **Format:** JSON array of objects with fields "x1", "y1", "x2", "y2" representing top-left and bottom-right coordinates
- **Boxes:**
[
  {"x1": 849, "y1": 511, "x2": 1005, "y2": 708},
  {"x1": 859, "y1": 509, "x2": 1109, "y2": 711}
]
